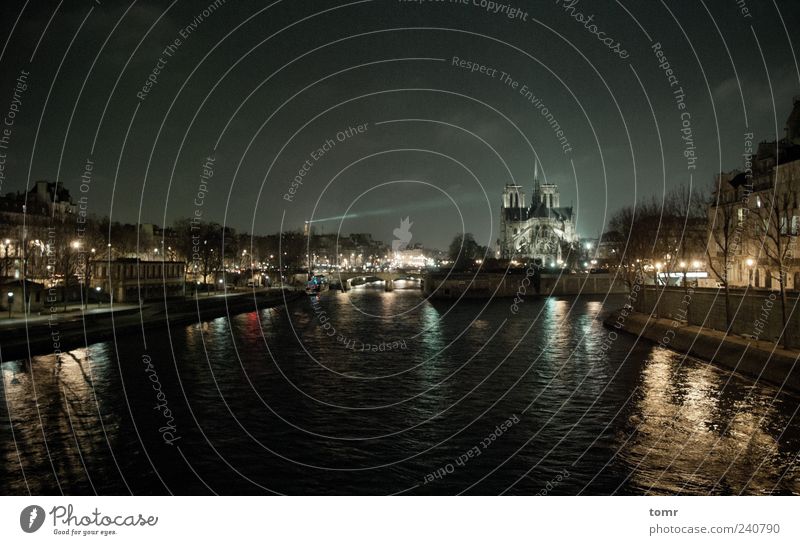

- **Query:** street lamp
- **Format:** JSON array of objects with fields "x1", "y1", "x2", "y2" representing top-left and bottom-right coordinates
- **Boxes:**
[
  {"x1": 2, "y1": 239, "x2": 10, "y2": 279},
  {"x1": 746, "y1": 258, "x2": 755, "y2": 287},
  {"x1": 6, "y1": 291, "x2": 13, "y2": 319},
  {"x1": 95, "y1": 285, "x2": 102, "y2": 307}
]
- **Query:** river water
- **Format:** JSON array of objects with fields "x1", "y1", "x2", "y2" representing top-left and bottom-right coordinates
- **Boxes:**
[{"x1": 1, "y1": 286, "x2": 799, "y2": 495}]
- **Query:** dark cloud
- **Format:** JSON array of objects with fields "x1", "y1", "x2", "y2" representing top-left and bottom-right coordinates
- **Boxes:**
[{"x1": 1, "y1": 0, "x2": 798, "y2": 248}]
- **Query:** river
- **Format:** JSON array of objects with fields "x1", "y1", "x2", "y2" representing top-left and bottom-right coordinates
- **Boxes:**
[{"x1": 1, "y1": 286, "x2": 798, "y2": 494}]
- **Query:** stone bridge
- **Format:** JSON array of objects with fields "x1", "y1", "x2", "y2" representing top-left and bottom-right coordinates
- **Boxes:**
[{"x1": 322, "y1": 270, "x2": 424, "y2": 291}]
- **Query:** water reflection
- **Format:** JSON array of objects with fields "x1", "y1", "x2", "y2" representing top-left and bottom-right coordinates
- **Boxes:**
[
  {"x1": 620, "y1": 348, "x2": 800, "y2": 494},
  {"x1": 1, "y1": 293, "x2": 798, "y2": 495}
]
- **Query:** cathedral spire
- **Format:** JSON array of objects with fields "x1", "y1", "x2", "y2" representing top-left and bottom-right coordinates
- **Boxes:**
[{"x1": 533, "y1": 159, "x2": 540, "y2": 204}]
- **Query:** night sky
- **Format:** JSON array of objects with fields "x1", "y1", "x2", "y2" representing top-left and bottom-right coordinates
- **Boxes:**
[{"x1": 1, "y1": 0, "x2": 798, "y2": 249}]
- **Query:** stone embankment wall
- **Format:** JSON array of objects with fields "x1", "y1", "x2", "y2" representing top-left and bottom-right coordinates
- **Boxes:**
[
  {"x1": 634, "y1": 286, "x2": 800, "y2": 345},
  {"x1": 423, "y1": 272, "x2": 627, "y2": 299}
]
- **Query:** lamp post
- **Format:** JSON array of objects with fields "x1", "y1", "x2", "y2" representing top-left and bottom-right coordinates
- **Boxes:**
[
  {"x1": 95, "y1": 285, "x2": 102, "y2": 307},
  {"x1": 6, "y1": 291, "x2": 13, "y2": 319},
  {"x1": 3, "y1": 239, "x2": 10, "y2": 279},
  {"x1": 746, "y1": 258, "x2": 754, "y2": 287},
  {"x1": 83, "y1": 247, "x2": 96, "y2": 309}
]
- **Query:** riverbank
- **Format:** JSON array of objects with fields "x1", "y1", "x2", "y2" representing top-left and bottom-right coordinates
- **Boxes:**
[
  {"x1": 0, "y1": 289, "x2": 304, "y2": 361},
  {"x1": 424, "y1": 271, "x2": 627, "y2": 298},
  {"x1": 604, "y1": 309, "x2": 800, "y2": 392}
]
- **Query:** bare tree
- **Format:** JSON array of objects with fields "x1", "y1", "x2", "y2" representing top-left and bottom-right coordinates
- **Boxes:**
[
  {"x1": 605, "y1": 204, "x2": 655, "y2": 313},
  {"x1": 663, "y1": 184, "x2": 708, "y2": 324},
  {"x1": 606, "y1": 206, "x2": 643, "y2": 290},
  {"x1": 752, "y1": 190, "x2": 797, "y2": 348},
  {"x1": 705, "y1": 176, "x2": 743, "y2": 329}
]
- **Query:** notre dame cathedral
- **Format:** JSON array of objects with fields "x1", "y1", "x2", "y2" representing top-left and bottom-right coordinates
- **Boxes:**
[{"x1": 499, "y1": 171, "x2": 578, "y2": 265}]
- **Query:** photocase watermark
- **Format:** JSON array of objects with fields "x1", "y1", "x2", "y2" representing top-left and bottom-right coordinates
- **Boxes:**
[
  {"x1": 189, "y1": 154, "x2": 216, "y2": 274},
  {"x1": 657, "y1": 287, "x2": 694, "y2": 350},
  {"x1": 143, "y1": 353, "x2": 181, "y2": 445},
  {"x1": 535, "y1": 468, "x2": 571, "y2": 496},
  {"x1": 392, "y1": 217, "x2": 413, "y2": 252},
  {"x1": 422, "y1": 414, "x2": 519, "y2": 484},
  {"x1": 510, "y1": 262, "x2": 539, "y2": 314},
  {"x1": 0, "y1": 68, "x2": 29, "y2": 194},
  {"x1": 19, "y1": 504, "x2": 159, "y2": 536},
  {"x1": 554, "y1": 0, "x2": 629, "y2": 59},
  {"x1": 75, "y1": 157, "x2": 95, "y2": 231},
  {"x1": 398, "y1": 0, "x2": 529, "y2": 21},
  {"x1": 751, "y1": 235, "x2": 797, "y2": 342},
  {"x1": 283, "y1": 123, "x2": 369, "y2": 202},
  {"x1": 136, "y1": 0, "x2": 227, "y2": 101},
  {"x1": 310, "y1": 296, "x2": 408, "y2": 352},
  {"x1": 603, "y1": 269, "x2": 645, "y2": 354},
  {"x1": 752, "y1": 292, "x2": 777, "y2": 340},
  {"x1": 44, "y1": 226, "x2": 64, "y2": 363},
  {"x1": 736, "y1": 0, "x2": 753, "y2": 19},
  {"x1": 19, "y1": 503, "x2": 159, "y2": 535},
  {"x1": 718, "y1": 132, "x2": 755, "y2": 284},
  {"x1": 652, "y1": 42, "x2": 697, "y2": 171},
  {"x1": 20, "y1": 505, "x2": 45, "y2": 533},
  {"x1": 452, "y1": 56, "x2": 573, "y2": 154}
]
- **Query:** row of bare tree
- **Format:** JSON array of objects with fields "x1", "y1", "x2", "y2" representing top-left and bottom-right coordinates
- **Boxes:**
[{"x1": 605, "y1": 178, "x2": 798, "y2": 349}]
